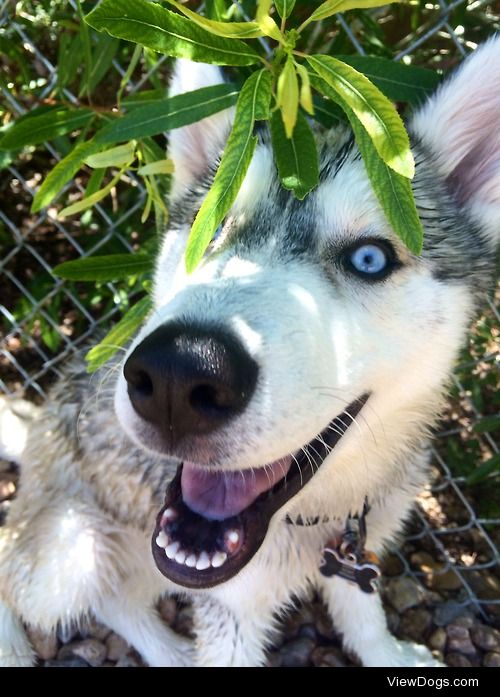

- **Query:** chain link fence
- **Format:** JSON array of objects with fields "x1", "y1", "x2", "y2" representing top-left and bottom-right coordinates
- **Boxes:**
[{"x1": 1, "y1": 0, "x2": 499, "y2": 632}]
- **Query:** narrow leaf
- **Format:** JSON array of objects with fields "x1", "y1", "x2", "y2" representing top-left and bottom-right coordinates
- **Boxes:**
[
  {"x1": 306, "y1": 54, "x2": 414, "y2": 178},
  {"x1": 137, "y1": 159, "x2": 174, "y2": 176},
  {"x1": 31, "y1": 140, "x2": 104, "y2": 212},
  {"x1": 95, "y1": 83, "x2": 239, "y2": 144},
  {"x1": 310, "y1": 74, "x2": 423, "y2": 254},
  {"x1": 275, "y1": 0, "x2": 296, "y2": 19},
  {"x1": 335, "y1": 55, "x2": 441, "y2": 104},
  {"x1": 296, "y1": 63, "x2": 314, "y2": 115},
  {"x1": 304, "y1": 0, "x2": 398, "y2": 28},
  {"x1": 467, "y1": 453, "x2": 500, "y2": 486},
  {"x1": 54, "y1": 253, "x2": 153, "y2": 281},
  {"x1": 84, "y1": 141, "x2": 137, "y2": 168},
  {"x1": 277, "y1": 56, "x2": 299, "y2": 138},
  {"x1": 256, "y1": 0, "x2": 283, "y2": 42},
  {"x1": 59, "y1": 165, "x2": 129, "y2": 218},
  {"x1": 81, "y1": 33, "x2": 120, "y2": 96},
  {"x1": 86, "y1": 296, "x2": 152, "y2": 373},
  {"x1": 0, "y1": 108, "x2": 93, "y2": 150},
  {"x1": 165, "y1": 0, "x2": 263, "y2": 38},
  {"x1": 84, "y1": 168, "x2": 106, "y2": 198},
  {"x1": 270, "y1": 109, "x2": 319, "y2": 200},
  {"x1": 185, "y1": 70, "x2": 272, "y2": 272},
  {"x1": 85, "y1": 0, "x2": 261, "y2": 66}
]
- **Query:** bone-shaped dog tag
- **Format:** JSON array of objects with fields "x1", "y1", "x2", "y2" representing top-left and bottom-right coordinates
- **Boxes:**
[{"x1": 320, "y1": 546, "x2": 380, "y2": 594}]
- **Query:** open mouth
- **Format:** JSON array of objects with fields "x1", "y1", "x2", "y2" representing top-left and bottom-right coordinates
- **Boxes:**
[{"x1": 152, "y1": 395, "x2": 368, "y2": 589}]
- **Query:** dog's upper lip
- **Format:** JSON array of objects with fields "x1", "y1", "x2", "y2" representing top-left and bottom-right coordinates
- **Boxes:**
[{"x1": 152, "y1": 394, "x2": 370, "y2": 589}]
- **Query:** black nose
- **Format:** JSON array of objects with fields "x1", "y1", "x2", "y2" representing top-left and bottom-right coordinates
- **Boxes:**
[{"x1": 123, "y1": 322, "x2": 258, "y2": 445}]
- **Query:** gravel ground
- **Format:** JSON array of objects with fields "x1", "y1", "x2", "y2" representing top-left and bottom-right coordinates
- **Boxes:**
[{"x1": 1, "y1": 458, "x2": 499, "y2": 668}]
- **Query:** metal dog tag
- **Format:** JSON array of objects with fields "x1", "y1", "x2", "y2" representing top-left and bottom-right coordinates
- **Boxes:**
[{"x1": 320, "y1": 544, "x2": 380, "y2": 594}]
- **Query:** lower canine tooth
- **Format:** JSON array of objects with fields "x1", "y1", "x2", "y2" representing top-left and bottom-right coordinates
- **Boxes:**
[
  {"x1": 211, "y1": 552, "x2": 227, "y2": 568},
  {"x1": 155, "y1": 530, "x2": 168, "y2": 548},
  {"x1": 185, "y1": 554, "x2": 197, "y2": 568},
  {"x1": 165, "y1": 541, "x2": 180, "y2": 560},
  {"x1": 175, "y1": 549, "x2": 187, "y2": 564},
  {"x1": 196, "y1": 551, "x2": 210, "y2": 571},
  {"x1": 161, "y1": 507, "x2": 177, "y2": 526}
]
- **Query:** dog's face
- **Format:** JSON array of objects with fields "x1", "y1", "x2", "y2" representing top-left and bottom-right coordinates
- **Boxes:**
[{"x1": 115, "y1": 41, "x2": 499, "y2": 589}]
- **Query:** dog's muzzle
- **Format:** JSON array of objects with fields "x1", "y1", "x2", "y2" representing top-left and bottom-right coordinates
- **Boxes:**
[{"x1": 124, "y1": 321, "x2": 368, "y2": 588}]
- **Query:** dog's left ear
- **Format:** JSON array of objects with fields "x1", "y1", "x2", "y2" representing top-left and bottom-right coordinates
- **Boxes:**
[
  {"x1": 168, "y1": 60, "x2": 234, "y2": 198},
  {"x1": 411, "y1": 36, "x2": 500, "y2": 245}
]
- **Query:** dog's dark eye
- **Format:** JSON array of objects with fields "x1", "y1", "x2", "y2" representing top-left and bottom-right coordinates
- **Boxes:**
[{"x1": 343, "y1": 241, "x2": 396, "y2": 281}]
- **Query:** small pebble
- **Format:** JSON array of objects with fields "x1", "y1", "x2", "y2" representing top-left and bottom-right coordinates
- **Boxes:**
[
  {"x1": 58, "y1": 639, "x2": 107, "y2": 667},
  {"x1": 446, "y1": 652, "x2": 473, "y2": 667},
  {"x1": 446, "y1": 625, "x2": 477, "y2": 657},
  {"x1": 280, "y1": 637, "x2": 315, "y2": 667},
  {"x1": 470, "y1": 625, "x2": 500, "y2": 652},
  {"x1": 429, "y1": 628, "x2": 447, "y2": 652},
  {"x1": 311, "y1": 646, "x2": 347, "y2": 668},
  {"x1": 483, "y1": 652, "x2": 500, "y2": 667},
  {"x1": 106, "y1": 632, "x2": 130, "y2": 662},
  {"x1": 385, "y1": 577, "x2": 427, "y2": 613}
]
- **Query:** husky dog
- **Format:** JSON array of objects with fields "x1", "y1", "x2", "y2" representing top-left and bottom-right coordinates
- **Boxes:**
[{"x1": 1, "y1": 38, "x2": 499, "y2": 668}]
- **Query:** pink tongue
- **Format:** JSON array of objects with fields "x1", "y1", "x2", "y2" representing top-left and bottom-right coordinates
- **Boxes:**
[{"x1": 181, "y1": 457, "x2": 292, "y2": 520}]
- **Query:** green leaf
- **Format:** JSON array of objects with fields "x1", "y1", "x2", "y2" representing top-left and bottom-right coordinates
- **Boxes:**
[
  {"x1": 165, "y1": 0, "x2": 263, "y2": 38},
  {"x1": 277, "y1": 56, "x2": 299, "y2": 138},
  {"x1": 86, "y1": 296, "x2": 152, "y2": 373},
  {"x1": 205, "y1": 0, "x2": 230, "y2": 21},
  {"x1": 58, "y1": 164, "x2": 131, "y2": 218},
  {"x1": 312, "y1": 94, "x2": 347, "y2": 127},
  {"x1": 473, "y1": 415, "x2": 500, "y2": 435},
  {"x1": 275, "y1": 0, "x2": 296, "y2": 19},
  {"x1": 270, "y1": 109, "x2": 319, "y2": 200},
  {"x1": 310, "y1": 73, "x2": 423, "y2": 254},
  {"x1": 84, "y1": 168, "x2": 106, "y2": 198},
  {"x1": 85, "y1": 0, "x2": 261, "y2": 66},
  {"x1": 256, "y1": 0, "x2": 284, "y2": 42},
  {"x1": 467, "y1": 453, "x2": 500, "y2": 486},
  {"x1": 54, "y1": 253, "x2": 153, "y2": 281},
  {"x1": 81, "y1": 33, "x2": 120, "y2": 96},
  {"x1": 84, "y1": 141, "x2": 137, "y2": 168},
  {"x1": 306, "y1": 54, "x2": 414, "y2": 178},
  {"x1": 301, "y1": 0, "x2": 399, "y2": 29},
  {"x1": 295, "y1": 62, "x2": 314, "y2": 115},
  {"x1": 95, "y1": 83, "x2": 240, "y2": 144},
  {"x1": 137, "y1": 159, "x2": 174, "y2": 176},
  {"x1": 0, "y1": 108, "x2": 93, "y2": 150},
  {"x1": 31, "y1": 140, "x2": 104, "y2": 212},
  {"x1": 185, "y1": 69, "x2": 272, "y2": 273},
  {"x1": 335, "y1": 55, "x2": 441, "y2": 104}
]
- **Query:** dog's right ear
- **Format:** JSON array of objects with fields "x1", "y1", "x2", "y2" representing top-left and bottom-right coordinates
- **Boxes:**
[
  {"x1": 410, "y1": 37, "x2": 500, "y2": 246},
  {"x1": 168, "y1": 60, "x2": 235, "y2": 197}
]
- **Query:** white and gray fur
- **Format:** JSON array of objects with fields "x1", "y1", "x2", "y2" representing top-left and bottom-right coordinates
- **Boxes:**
[{"x1": 1, "y1": 37, "x2": 499, "y2": 667}]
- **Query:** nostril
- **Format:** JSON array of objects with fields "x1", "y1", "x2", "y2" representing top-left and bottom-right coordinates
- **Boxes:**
[
  {"x1": 128, "y1": 369, "x2": 154, "y2": 397},
  {"x1": 190, "y1": 384, "x2": 231, "y2": 416}
]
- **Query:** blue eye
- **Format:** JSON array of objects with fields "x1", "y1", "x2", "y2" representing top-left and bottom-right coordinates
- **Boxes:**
[{"x1": 344, "y1": 241, "x2": 396, "y2": 280}]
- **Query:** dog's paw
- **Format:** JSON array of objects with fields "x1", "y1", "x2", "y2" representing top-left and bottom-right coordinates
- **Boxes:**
[{"x1": 363, "y1": 639, "x2": 444, "y2": 667}]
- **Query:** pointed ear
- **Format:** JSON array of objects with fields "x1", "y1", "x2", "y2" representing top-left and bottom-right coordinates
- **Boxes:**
[
  {"x1": 168, "y1": 60, "x2": 234, "y2": 197},
  {"x1": 411, "y1": 37, "x2": 500, "y2": 244}
]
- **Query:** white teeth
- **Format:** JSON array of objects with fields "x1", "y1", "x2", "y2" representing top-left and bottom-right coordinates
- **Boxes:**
[
  {"x1": 165, "y1": 541, "x2": 180, "y2": 560},
  {"x1": 211, "y1": 551, "x2": 227, "y2": 568},
  {"x1": 185, "y1": 554, "x2": 197, "y2": 568},
  {"x1": 196, "y1": 551, "x2": 211, "y2": 571},
  {"x1": 161, "y1": 507, "x2": 177, "y2": 526},
  {"x1": 175, "y1": 549, "x2": 187, "y2": 564},
  {"x1": 155, "y1": 530, "x2": 169, "y2": 548}
]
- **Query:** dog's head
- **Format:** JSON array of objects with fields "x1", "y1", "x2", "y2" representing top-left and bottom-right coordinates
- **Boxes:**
[{"x1": 115, "y1": 40, "x2": 500, "y2": 588}]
